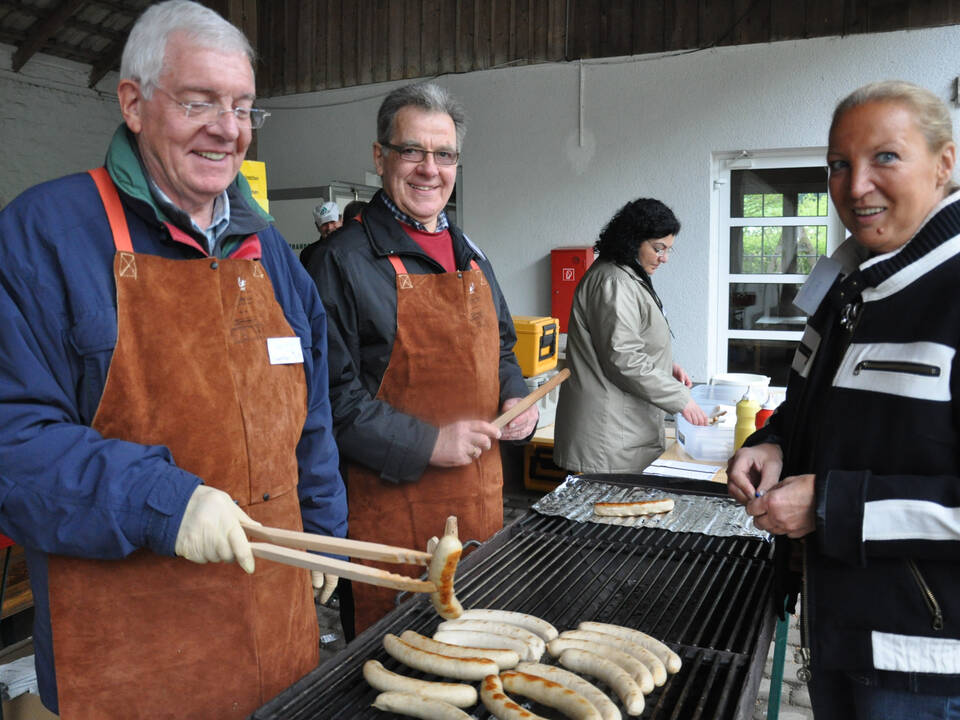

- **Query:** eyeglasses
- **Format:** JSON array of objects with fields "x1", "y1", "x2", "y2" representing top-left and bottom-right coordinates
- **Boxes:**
[
  {"x1": 153, "y1": 85, "x2": 271, "y2": 130},
  {"x1": 381, "y1": 142, "x2": 460, "y2": 166},
  {"x1": 648, "y1": 241, "x2": 674, "y2": 258}
]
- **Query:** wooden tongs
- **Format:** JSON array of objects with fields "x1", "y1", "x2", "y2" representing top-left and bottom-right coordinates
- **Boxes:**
[{"x1": 240, "y1": 516, "x2": 461, "y2": 597}]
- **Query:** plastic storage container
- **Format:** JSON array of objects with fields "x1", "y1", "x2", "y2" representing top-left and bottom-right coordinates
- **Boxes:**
[
  {"x1": 710, "y1": 372, "x2": 770, "y2": 403},
  {"x1": 676, "y1": 383, "x2": 747, "y2": 462},
  {"x1": 512, "y1": 316, "x2": 559, "y2": 377},
  {"x1": 523, "y1": 368, "x2": 561, "y2": 426},
  {"x1": 523, "y1": 437, "x2": 567, "y2": 491}
]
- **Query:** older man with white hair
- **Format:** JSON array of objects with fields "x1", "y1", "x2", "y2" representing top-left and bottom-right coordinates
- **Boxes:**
[{"x1": 0, "y1": 1, "x2": 346, "y2": 717}]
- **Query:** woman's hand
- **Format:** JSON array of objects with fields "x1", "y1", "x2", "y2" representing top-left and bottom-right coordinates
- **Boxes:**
[
  {"x1": 672, "y1": 363, "x2": 694, "y2": 387},
  {"x1": 727, "y1": 442, "x2": 783, "y2": 505},
  {"x1": 680, "y1": 398, "x2": 709, "y2": 426},
  {"x1": 745, "y1": 473, "x2": 816, "y2": 538}
]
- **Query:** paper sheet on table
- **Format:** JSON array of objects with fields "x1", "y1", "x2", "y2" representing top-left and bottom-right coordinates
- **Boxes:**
[{"x1": 642, "y1": 458, "x2": 721, "y2": 480}]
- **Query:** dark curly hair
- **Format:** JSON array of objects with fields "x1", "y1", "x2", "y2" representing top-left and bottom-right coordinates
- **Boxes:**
[{"x1": 594, "y1": 198, "x2": 681, "y2": 265}]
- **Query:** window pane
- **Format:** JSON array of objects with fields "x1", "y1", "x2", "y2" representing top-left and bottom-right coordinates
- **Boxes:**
[
  {"x1": 728, "y1": 339, "x2": 797, "y2": 387},
  {"x1": 743, "y1": 194, "x2": 763, "y2": 217},
  {"x1": 795, "y1": 225, "x2": 829, "y2": 273},
  {"x1": 730, "y1": 166, "x2": 828, "y2": 218},
  {"x1": 762, "y1": 194, "x2": 784, "y2": 217},
  {"x1": 728, "y1": 282, "x2": 805, "y2": 330},
  {"x1": 730, "y1": 225, "x2": 827, "y2": 275},
  {"x1": 762, "y1": 226, "x2": 783, "y2": 272},
  {"x1": 798, "y1": 192, "x2": 828, "y2": 217}
]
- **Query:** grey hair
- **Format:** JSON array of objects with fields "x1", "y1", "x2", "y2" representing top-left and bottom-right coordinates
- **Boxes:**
[
  {"x1": 377, "y1": 82, "x2": 467, "y2": 150},
  {"x1": 120, "y1": 0, "x2": 254, "y2": 98},
  {"x1": 831, "y1": 80, "x2": 955, "y2": 153}
]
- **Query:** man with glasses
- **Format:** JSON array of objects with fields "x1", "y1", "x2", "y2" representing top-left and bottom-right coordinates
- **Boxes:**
[
  {"x1": 0, "y1": 2, "x2": 346, "y2": 717},
  {"x1": 306, "y1": 81, "x2": 537, "y2": 634}
]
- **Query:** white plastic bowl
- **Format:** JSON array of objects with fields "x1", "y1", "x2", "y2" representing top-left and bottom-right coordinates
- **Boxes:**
[{"x1": 676, "y1": 383, "x2": 747, "y2": 462}]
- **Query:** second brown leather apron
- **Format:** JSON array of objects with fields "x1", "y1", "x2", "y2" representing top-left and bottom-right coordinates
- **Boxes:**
[
  {"x1": 347, "y1": 255, "x2": 503, "y2": 634},
  {"x1": 46, "y1": 168, "x2": 318, "y2": 719}
]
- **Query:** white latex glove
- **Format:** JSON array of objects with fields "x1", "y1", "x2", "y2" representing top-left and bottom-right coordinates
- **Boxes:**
[
  {"x1": 311, "y1": 570, "x2": 338, "y2": 604},
  {"x1": 174, "y1": 485, "x2": 257, "y2": 574}
]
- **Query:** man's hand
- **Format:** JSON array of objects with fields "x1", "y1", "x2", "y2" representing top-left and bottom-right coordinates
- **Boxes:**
[
  {"x1": 174, "y1": 485, "x2": 257, "y2": 574},
  {"x1": 726, "y1": 442, "x2": 783, "y2": 505},
  {"x1": 746, "y1": 473, "x2": 816, "y2": 538},
  {"x1": 430, "y1": 419, "x2": 501, "y2": 467},
  {"x1": 498, "y1": 398, "x2": 539, "y2": 441},
  {"x1": 311, "y1": 570, "x2": 338, "y2": 604},
  {"x1": 672, "y1": 363, "x2": 694, "y2": 387},
  {"x1": 680, "y1": 398, "x2": 709, "y2": 426}
]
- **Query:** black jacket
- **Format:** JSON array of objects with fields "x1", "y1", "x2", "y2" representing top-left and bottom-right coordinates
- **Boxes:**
[
  {"x1": 749, "y1": 192, "x2": 960, "y2": 692},
  {"x1": 306, "y1": 191, "x2": 528, "y2": 483}
]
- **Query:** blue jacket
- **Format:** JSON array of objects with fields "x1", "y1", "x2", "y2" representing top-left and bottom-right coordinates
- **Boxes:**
[{"x1": 0, "y1": 126, "x2": 347, "y2": 704}]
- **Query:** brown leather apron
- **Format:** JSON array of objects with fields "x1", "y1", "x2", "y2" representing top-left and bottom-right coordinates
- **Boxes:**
[
  {"x1": 45, "y1": 168, "x2": 318, "y2": 719},
  {"x1": 347, "y1": 254, "x2": 503, "y2": 634}
]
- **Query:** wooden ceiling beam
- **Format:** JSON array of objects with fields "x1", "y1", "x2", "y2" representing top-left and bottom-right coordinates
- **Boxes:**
[{"x1": 12, "y1": 0, "x2": 88, "y2": 72}]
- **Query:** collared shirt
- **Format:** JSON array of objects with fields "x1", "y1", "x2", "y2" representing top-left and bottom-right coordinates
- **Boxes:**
[
  {"x1": 147, "y1": 178, "x2": 231, "y2": 255},
  {"x1": 380, "y1": 192, "x2": 450, "y2": 232}
]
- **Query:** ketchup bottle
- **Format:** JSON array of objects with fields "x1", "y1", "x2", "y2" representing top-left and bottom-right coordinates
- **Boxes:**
[{"x1": 755, "y1": 394, "x2": 776, "y2": 430}]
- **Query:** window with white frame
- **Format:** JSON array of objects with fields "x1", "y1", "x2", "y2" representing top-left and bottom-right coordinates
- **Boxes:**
[{"x1": 715, "y1": 151, "x2": 845, "y2": 386}]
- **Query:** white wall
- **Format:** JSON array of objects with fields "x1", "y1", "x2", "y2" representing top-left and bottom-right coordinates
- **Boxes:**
[
  {"x1": 0, "y1": 45, "x2": 119, "y2": 207},
  {"x1": 258, "y1": 25, "x2": 960, "y2": 381}
]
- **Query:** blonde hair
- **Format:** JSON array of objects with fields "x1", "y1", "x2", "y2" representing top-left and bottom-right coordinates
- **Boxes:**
[{"x1": 831, "y1": 80, "x2": 955, "y2": 153}]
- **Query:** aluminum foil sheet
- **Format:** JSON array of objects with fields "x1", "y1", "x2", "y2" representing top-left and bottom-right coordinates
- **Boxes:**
[{"x1": 532, "y1": 475, "x2": 770, "y2": 540}]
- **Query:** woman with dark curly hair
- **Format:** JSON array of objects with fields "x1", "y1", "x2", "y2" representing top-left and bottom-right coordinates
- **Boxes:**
[{"x1": 554, "y1": 197, "x2": 708, "y2": 474}]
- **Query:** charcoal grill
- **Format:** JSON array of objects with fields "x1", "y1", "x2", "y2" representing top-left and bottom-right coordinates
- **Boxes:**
[{"x1": 251, "y1": 475, "x2": 775, "y2": 720}]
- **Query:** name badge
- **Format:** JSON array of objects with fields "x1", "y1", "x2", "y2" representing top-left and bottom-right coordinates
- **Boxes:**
[
  {"x1": 267, "y1": 337, "x2": 304, "y2": 365},
  {"x1": 793, "y1": 255, "x2": 842, "y2": 315}
]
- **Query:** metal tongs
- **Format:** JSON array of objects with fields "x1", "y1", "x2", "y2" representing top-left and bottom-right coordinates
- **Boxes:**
[{"x1": 240, "y1": 519, "x2": 437, "y2": 593}]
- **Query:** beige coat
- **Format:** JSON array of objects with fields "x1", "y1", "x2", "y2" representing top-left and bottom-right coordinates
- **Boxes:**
[{"x1": 554, "y1": 260, "x2": 690, "y2": 474}]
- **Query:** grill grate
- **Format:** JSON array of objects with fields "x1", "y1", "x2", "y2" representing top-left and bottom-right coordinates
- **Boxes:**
[{"x1": 253, "y1": 502, "x2": 775, "y2": 720}]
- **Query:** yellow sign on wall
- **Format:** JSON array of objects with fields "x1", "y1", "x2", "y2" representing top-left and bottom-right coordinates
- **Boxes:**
[{"x1": 241, "y1": 160, "x2": 269, "y2": 213}]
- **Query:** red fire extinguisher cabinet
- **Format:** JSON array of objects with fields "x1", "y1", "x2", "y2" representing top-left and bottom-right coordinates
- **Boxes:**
[{"x1": 551, "y1": 247, "x2": 595, "y2": 333}]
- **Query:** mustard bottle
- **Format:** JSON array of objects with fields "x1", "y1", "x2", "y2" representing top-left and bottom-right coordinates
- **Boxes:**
[{"x1": 734, "y1": 391, "x2": 761, "y2": 452}]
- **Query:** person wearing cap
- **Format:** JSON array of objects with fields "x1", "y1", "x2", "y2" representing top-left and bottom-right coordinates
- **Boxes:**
[
  {"x1": 0, "y1": 1, "x2": 346, "y2": 717},
  {"x1": 300, "y1": 201, "x2": 343, "y2": 268},
  {"x1": 315, "y1": 200, "x2": 342, "y2": 239},
  {"x1": 306, "y1": 80, "x2": 538, "y2": 635}
]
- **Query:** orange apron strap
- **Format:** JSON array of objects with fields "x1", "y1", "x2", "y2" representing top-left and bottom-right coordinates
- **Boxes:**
[
  {"x1": 389, "y1": 256, "x2": 479, "y2": 275},
  {"x1": 88, "y1": 167, "x2": 133, "y2": 253}
]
